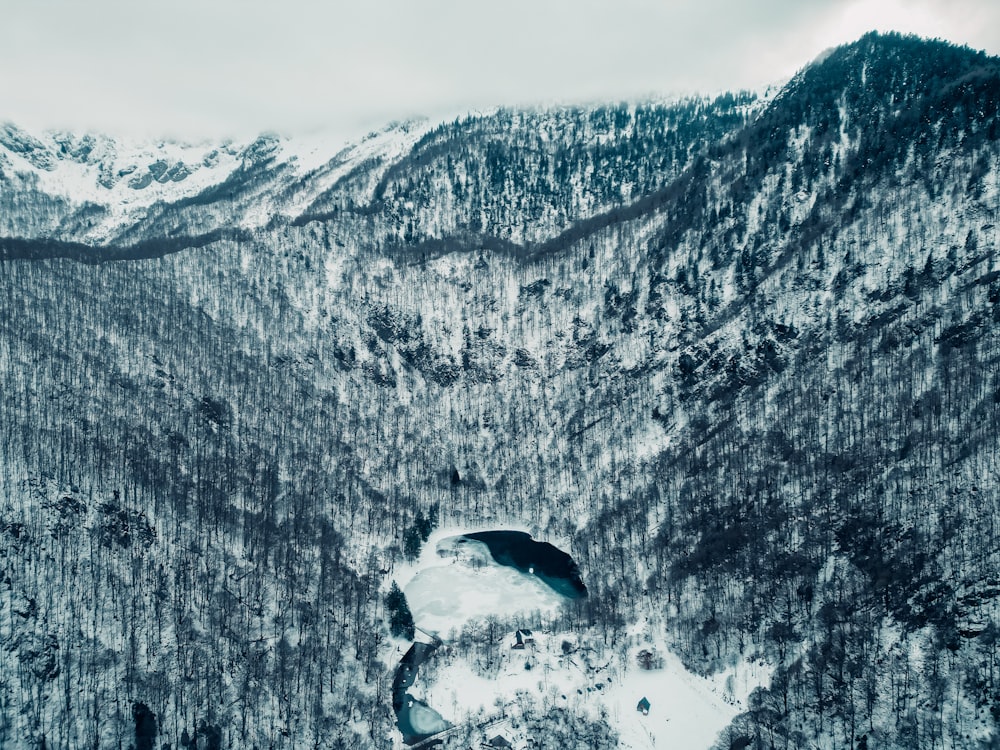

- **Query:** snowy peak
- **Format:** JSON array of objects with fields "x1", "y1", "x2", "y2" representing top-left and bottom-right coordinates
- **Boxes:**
[
  {"x1": 771, "y1": 31, "x2": 1000, "y2": 127},
  {"x1": 0, "y1": 128, "x2": 243, "y2": 201},
  {"x1": 0, "y1": 122, "x2": 60, "y2": 171},
  {"x1": 0, "y1": 119, "x2": 435, "y2": 247}
]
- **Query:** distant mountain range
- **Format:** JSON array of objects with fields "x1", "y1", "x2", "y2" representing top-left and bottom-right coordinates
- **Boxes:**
[{"x1": 1, "y1": 31, "x2": 999, "y2": 750}]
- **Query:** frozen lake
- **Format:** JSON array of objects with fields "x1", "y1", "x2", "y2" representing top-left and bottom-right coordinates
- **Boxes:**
[
  {"x1": 394, "y1": 530, "x2": 585, "y2": 743},
  {"x1": 403, "y1": 533, "x2": 582, "y2": 637}
]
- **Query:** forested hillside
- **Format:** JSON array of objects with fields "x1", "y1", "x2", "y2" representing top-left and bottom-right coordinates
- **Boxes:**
[{"x1": 1, "y1": 31, "x2": 999, "y2": 749}]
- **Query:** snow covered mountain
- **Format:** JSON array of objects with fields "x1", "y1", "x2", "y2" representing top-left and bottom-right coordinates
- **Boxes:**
[
  {"x1": 0, "y1": 118, "x2": 437, "y2": 250},
  {"x1": 2, "y1": 31, "x2": 1000, "y2": 750}
]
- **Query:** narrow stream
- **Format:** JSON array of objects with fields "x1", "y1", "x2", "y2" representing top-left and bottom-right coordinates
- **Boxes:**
[{"x1": 392, "y1": 641, "x2": 450, "y2": 744}]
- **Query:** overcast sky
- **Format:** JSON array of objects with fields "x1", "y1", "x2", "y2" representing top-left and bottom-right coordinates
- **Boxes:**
[{"x1": 3, "y1": 0, "x2": 999, "y2": 141}]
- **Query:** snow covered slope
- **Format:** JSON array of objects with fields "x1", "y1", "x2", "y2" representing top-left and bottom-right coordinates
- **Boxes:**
[
  {"x1": 2, "y1": 30, "x2": 1000, "y2": 750},
  {"x1": 0, "y1": 118, "x2": 434, "y2": 245}
]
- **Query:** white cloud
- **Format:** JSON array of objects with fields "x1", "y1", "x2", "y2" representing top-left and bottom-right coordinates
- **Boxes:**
[
  {"x1": 810, "y1": 0, "x2": 1000, "y2": 54},
  {"x1": 0, "y1": 0, "x2": 997, "y2": 138}
]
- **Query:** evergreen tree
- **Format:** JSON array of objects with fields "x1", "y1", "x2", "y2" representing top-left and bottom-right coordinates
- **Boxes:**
[{"x1": 385, "y1": 582, "x2": 415, "y2": 640}]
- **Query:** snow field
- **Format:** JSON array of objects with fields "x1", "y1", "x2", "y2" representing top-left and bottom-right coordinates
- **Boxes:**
[{"x1": 414, "y1": 626, "x2": 768, "y2": 750}]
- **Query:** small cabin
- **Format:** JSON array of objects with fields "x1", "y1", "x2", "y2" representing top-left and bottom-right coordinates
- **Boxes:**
[
  {"x1": 486, "y1": 735, "x2": 512, "y2": 749},
  {"x1": 512, "y1": 629, "x2": 535, "y2": 650},
  {"x1": 637, "y1": 697, "x2": 651, "y2": 715}
]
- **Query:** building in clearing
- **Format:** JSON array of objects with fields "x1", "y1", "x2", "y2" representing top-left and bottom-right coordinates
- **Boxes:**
[
  {"x1": 512, "y1": 629, "x2": 535, "y2": 649},
  {"x1": 637, "y1": 697, "x2": 651, "y2": 715}
]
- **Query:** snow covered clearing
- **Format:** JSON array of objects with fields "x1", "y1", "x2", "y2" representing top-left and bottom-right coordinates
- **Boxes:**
[
  {"x1": 394, "y1": 529, "x2": 769, "y2": 749},
  {"x1": 414, "y1": 627, "x2": 767, "y2": 750}
]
